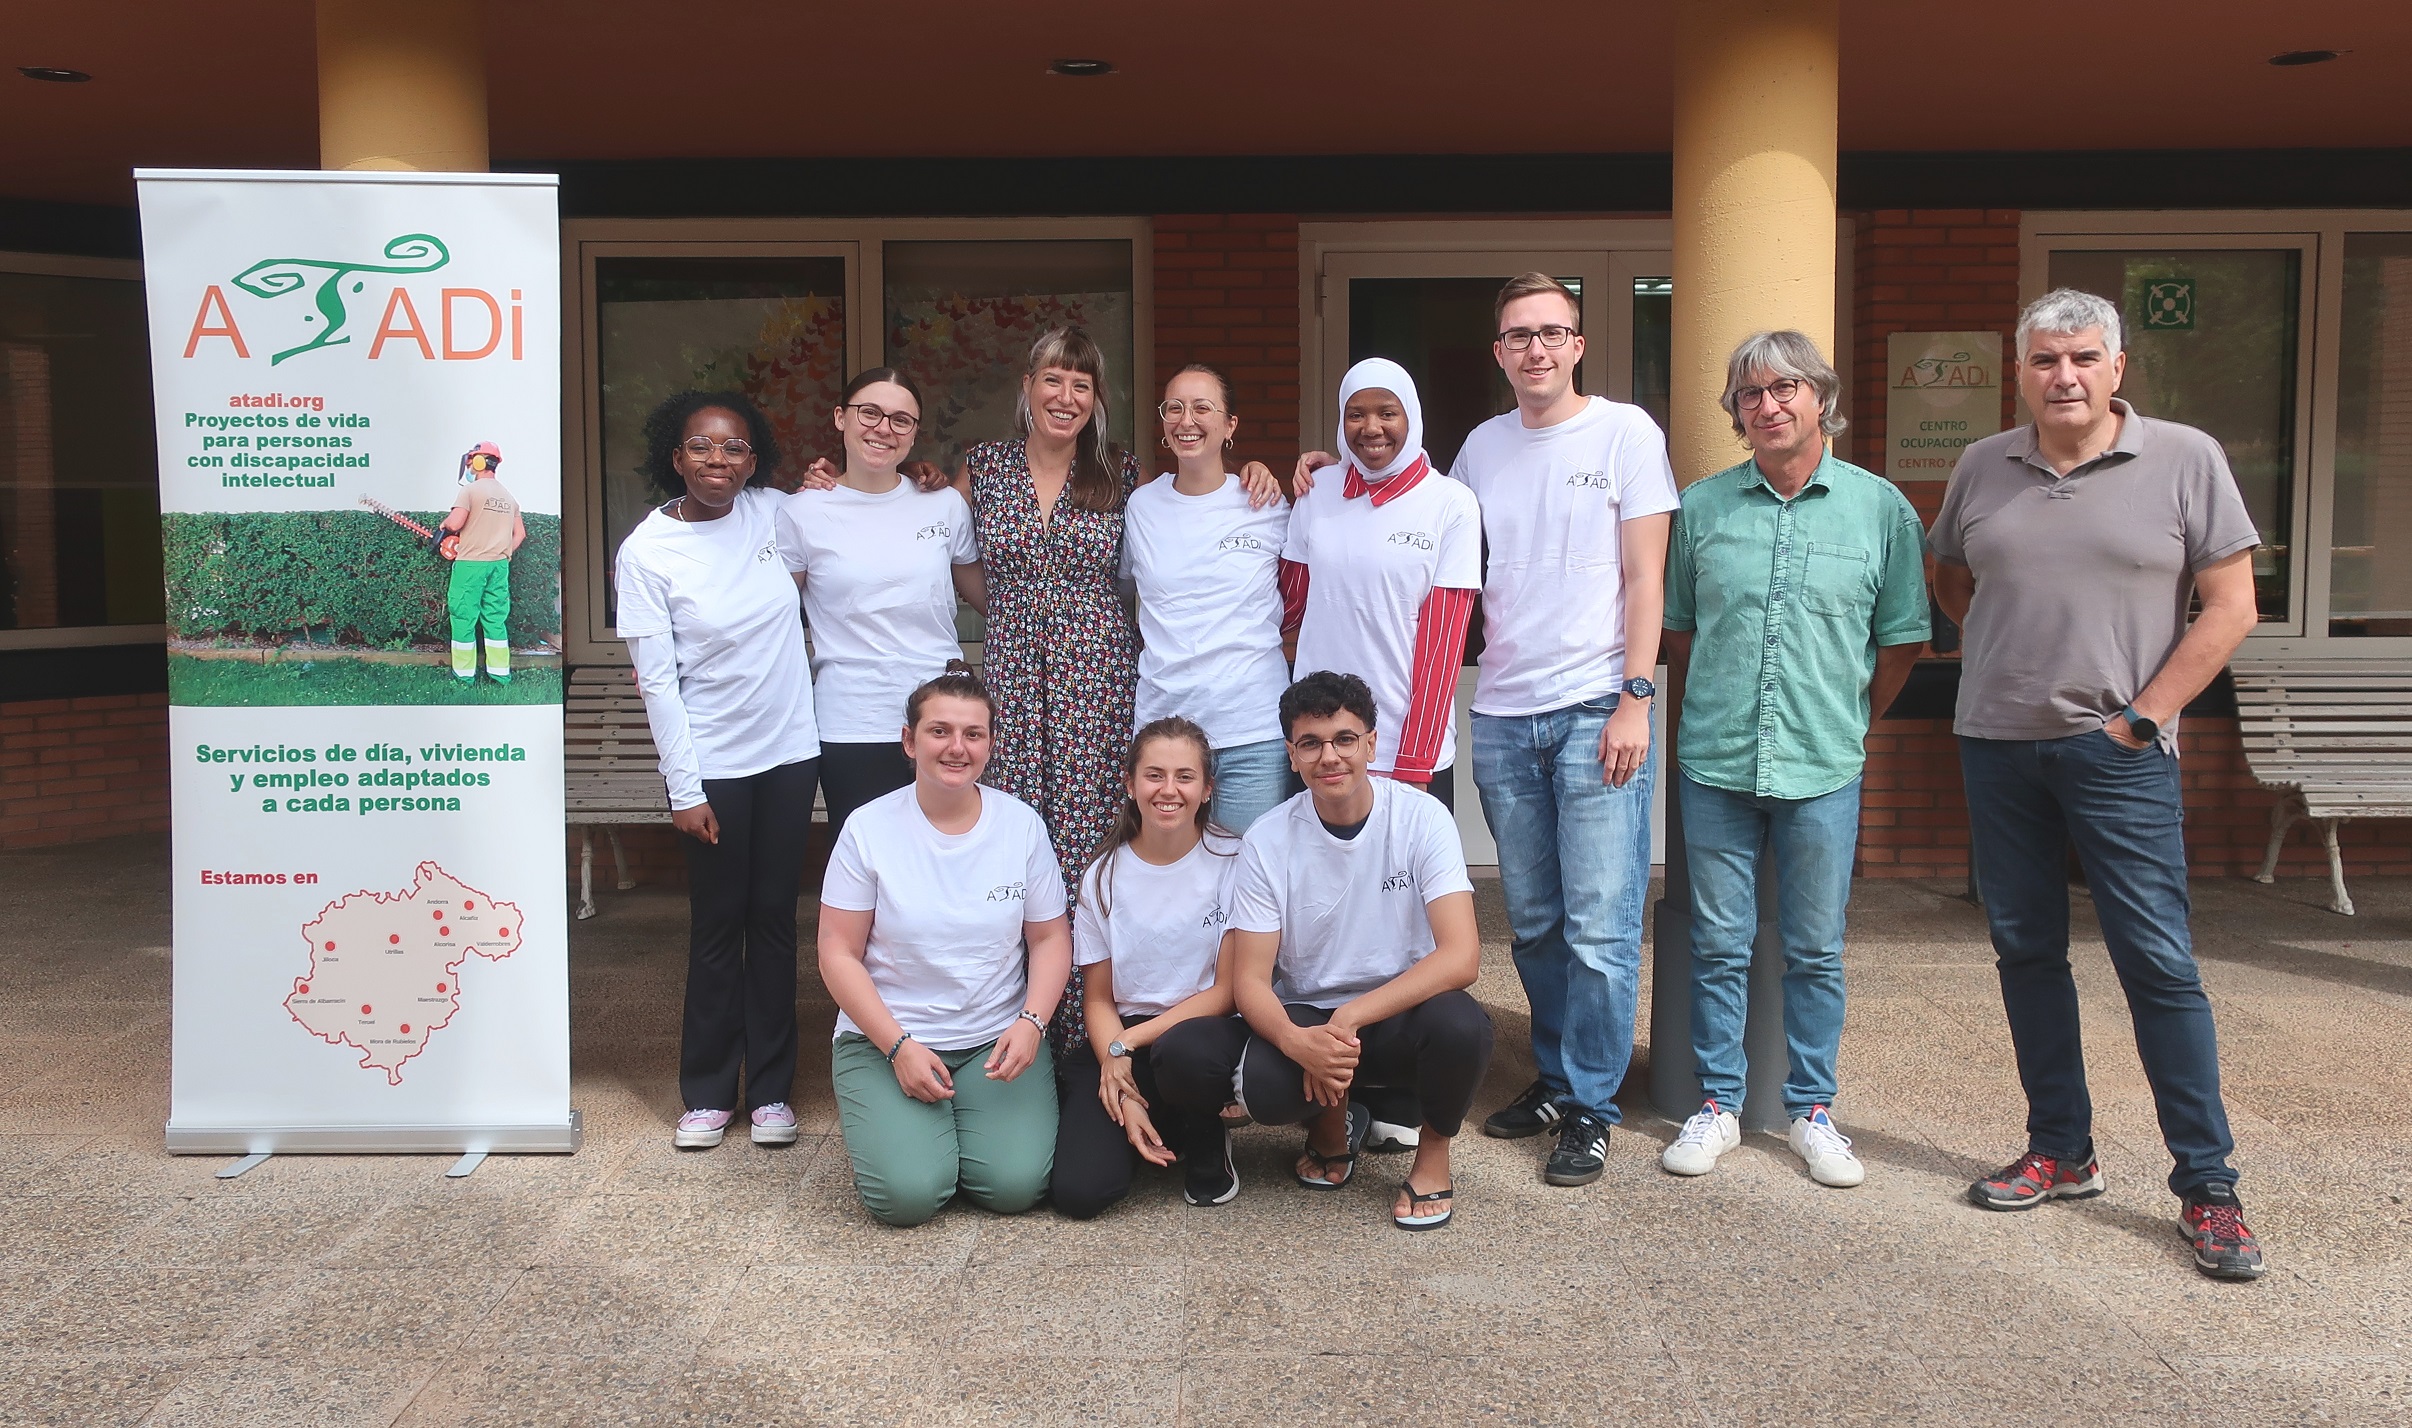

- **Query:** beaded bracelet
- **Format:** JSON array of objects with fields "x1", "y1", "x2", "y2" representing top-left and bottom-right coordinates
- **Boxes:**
[{"x1": 885, "y1": 1031, "x2": 913, "y2": 1062}]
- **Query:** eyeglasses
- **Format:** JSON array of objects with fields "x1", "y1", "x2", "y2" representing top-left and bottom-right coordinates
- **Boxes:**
[
  {"x1": 1287, "y1": 731, "x2": 1366, "y2": 756},
  {"x1": 841, "y1": 404, "x2": 921, "y2": 434},
  {"x1": 1499, "y1": 325, "x2": 1578, "y2": 351},
  {"x1": 1733, "y1": 377, "x2": 1806, "y2": 410},
  {"x1": 678, "y1": 437, "x2": 754, "y2": 460},
  {"x1": 1157, "y1": 399, "x2": 1226, "y2": 421}
]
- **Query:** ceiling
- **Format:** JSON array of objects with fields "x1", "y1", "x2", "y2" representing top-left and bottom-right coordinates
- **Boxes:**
[{"x1": 5, "y1": 1, "x2": 2408, "y2": 207}]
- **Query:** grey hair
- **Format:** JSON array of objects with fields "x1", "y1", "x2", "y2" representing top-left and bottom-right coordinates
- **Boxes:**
[
  {"x1": 1720, "y1": 330, "x2": 1847, "y2": 437},
  {"x1": 2016, "y1": 288, "x2": 2123, "y2": 358}
]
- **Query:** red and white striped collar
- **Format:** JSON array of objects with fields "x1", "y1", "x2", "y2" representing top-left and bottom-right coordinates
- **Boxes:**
[{"x1": 1341, "y1": 453, "x2": 1432, "y2": 507}]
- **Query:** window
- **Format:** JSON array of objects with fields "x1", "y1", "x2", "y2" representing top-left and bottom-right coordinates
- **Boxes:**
[
  {"x1": 2024, "y1": 214, "x2": 2412, "y2": 651},
  {"x1": 0, "y1": 260, "x2": 162, "y2": 637},
  {"x1": 565, "y1": 221, "x2": 1147, "y2": 657}
]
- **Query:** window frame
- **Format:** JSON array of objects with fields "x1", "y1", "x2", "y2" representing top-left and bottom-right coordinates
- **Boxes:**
[
  {"x1": 0, "y1": 249, "x2": 162, "y2": 652},
  {"x1": 2021, "y1": 210, "x2": 2412, "y2": 656},
  {"x1": 560, "y1": 217, "x2": 1153, "y2": 665}
]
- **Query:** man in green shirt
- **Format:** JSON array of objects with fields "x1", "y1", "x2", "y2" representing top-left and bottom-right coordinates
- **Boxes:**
[{"x1": 1659, "y1": 330, "x2": 1929, "y2": 1187}]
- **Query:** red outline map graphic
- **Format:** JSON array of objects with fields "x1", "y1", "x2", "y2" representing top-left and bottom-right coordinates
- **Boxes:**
[{"x1": 285, "y1": 861, "x2": 522, "y2": 1084}]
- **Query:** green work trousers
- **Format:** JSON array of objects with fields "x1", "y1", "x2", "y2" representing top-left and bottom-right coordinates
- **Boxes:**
[
  {"x1": 831, "y1": 1032, "x2": 1057, "y2": 1227},
  {"x1": 447, "y1": 557, "x2": 512, "y2": 680}
]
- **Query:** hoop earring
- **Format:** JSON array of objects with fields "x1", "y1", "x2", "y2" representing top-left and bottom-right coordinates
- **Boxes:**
[
  {"x1": 1223, "y1": 437, "x2": 1234, "y2": 451},
  {"x1": 1161, "y1": 435, "x2": 1173, "y2": 451}
]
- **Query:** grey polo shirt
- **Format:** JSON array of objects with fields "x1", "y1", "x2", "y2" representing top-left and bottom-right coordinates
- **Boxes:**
[{"x1": 1928, "y1": 399, "x2": 2260, "y2": 746}]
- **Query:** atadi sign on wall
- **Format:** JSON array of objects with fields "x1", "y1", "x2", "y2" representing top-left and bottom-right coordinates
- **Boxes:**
[
  {"x1": 139, "y1": 170, "x2": 575, "y2": 1157},
  {"x1": 1884, "y1": 331, "x2": 2004, "y2": 482}
]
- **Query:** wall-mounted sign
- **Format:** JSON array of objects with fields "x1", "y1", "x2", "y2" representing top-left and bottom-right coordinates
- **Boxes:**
[
  {"x1": 1885, "y1": 331, "x2": 2004, "y2": 482},
  {"x1": 2140, "y1": 278, "x2": 2196, "y2": 330}
]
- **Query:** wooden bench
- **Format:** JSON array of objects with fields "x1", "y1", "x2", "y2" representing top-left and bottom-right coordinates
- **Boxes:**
[
  {"x1": 565, "y1": 666, "x2": 668, "y2": 920},
  {"x1": 2231, "y1": 657, "x2": 2412, "y2": 916}
]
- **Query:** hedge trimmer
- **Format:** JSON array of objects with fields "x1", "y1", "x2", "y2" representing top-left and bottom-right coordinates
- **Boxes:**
[{"x1": 359, "y1": 494, "x2": 458, "y2": 560}]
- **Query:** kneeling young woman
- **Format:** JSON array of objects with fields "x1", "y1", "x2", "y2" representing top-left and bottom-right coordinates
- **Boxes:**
[
  {"x1": 817, "y1": 669, "x2": 1072, "y2": 1227},
  {"x1": 1052, "y1": 717, "x2": 1253, "y2": 1218}
]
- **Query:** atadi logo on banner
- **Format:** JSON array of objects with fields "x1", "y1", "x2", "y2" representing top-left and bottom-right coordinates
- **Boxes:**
[{"x1": 140, "y1": 170, "x2": 575, "y2": 1158}]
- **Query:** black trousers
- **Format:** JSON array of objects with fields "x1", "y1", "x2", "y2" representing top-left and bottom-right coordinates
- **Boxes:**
[
  {"x1": 819, "y1": 740, "x2": 912, "y2": 835},
  {"x1": 1052, "y1": 1015, "x2": 1248, "y2": 1220},
  {"x1": 1239, "y1": 992, "x2": 1494, "y2": 1138},
  {"x1": 679, "y1": 757, "x2": 818, "y2": 1113}
]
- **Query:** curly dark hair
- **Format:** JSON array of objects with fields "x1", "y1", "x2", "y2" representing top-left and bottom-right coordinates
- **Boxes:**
[
  {"x1": 638, "y1": 390, "x2": 782, "y2": 500},
  {"x1": 1280, "y1": 670, "x2": 1379, "y2": 737}
]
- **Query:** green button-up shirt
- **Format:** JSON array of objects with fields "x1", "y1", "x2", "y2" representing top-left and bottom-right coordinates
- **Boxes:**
[{"x1": 1664, "y1": 451, "x2": 1931, "y2": 800}]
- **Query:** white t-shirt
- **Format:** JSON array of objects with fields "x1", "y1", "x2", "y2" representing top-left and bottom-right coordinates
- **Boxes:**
[
  {"x1": 1283, "y1": 471, "x2": 1482, "y2": 772},
  {"x1": 1451, "y1": 397, "x2": 1680, "y2": 716},
  {"x1": 1122, "y1": 475, "x2": 1291, "y2": 749},
  {"x1": 821, "y1": 785, "x2": 1069, "y2": 1052},
  {"x1": 778, "y1": 481, "x2": 979, "y2": 742},
  {"x1": 614, "y1": 485, "x2": 819, "y2": 803},
  {"x1": 1227, "y1": 780, "x2": 1473, "y2": 1009},
  {"x1": 1073, "y1": 832, "x2": 1242, "y2": 1018}
]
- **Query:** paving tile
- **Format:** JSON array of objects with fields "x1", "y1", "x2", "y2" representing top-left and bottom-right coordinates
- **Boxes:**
[
  {"x1": 115, "y1": 1191, "x2": 390, "y2": 1267},
  {"x1": 143, "y1": 1355, "x2": 429, "y2": 1428},
  {"x1": 0, "y1": 1354, "x2": 188, "y2": 1428},
  {"x1": 10, "y1": 1264, "x2": 275, "y2": 1356},
  {"x1": 239, "y1": 1265, "x2": 522, "y2": 1365},
  {"x1": 319, "y1": 1189, "x2": 570, "y2": 1269},
  {"x1": 1180, "y1": 1351, "x2": 1708, "y2": 1427},
  {"x1": 393, "y1": 1354, "x2": 697, "y2": 1427},
  {"x1": 461, "y1": 1262, "x2": 741, "y2": 1359},
  {"x1": 0, "y1": 1193, "x2": 180, "y2": 1265}
]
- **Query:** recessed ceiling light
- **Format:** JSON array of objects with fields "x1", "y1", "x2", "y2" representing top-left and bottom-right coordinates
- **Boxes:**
[
  {"x1": 18, "y1": 66, "x2": 92, "y2": 83},
  {"x1": 1047, "y1": 58, "x2": 1114, "y2": 78},
  {"x1": 2268, "y1": 49, "x2": 2345, "y2": 66}
]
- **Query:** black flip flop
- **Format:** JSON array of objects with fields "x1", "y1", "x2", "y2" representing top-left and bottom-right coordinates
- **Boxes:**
[
  {"x1": 1295, "y1": 1102, "x2": 1372, "y2": 1190},
  {"x1": 1393, "y1": 1179, "x2": 1455, "y2": 1231}
]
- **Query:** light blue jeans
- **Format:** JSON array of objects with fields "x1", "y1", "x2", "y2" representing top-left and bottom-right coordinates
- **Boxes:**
[
  {"x1": 1211, "y1": 737, "x2": 1291, "y2": 833},
  {"x1": 1679, "y1": 772, "x2": 1861, "y2": 1122},
  {"x1": 1471, "y1": 696, "x2": 1655, "y2": 1124}
]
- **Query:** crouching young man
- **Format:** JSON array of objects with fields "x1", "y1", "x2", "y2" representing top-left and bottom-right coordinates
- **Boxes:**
[{"x1": 1226, "y1": 670, "x2": 1493, "y2": 1229}]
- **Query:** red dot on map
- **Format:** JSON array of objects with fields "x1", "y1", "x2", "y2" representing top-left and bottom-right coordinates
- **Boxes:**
[
  {"x1": 462, "y1": 901, "x2": 474, "y2": 910},
  {"x1": 360, "y1": 1004, "x2": 372, "y2": 1014},
  {"x1": 432, "y1": 910, "x2": 442, "y2": 919},
  {"x1": 389, "y1": 934, "x2": 400, "y2": 945},
  {"x1": 436, "y1": 983, "x2": 446, "y2": 993},
  {"x1": 297, "y1": 983, "x2": 309, "y2": 994},
  {"x1": 323, "y1": 941, "x2": 335, "y2": 951},
  {"x1": 400, "y1": 1024, "x2": 411, "y2": 1034}
]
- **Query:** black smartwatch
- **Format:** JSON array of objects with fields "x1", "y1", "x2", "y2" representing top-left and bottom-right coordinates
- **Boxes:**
[
  {"x1": 2119, "y1": 705, "x2": 2159, "y2": 743},
  {"x1": 1623, "y1": 676, "x2": 1656, "y2": 701}
]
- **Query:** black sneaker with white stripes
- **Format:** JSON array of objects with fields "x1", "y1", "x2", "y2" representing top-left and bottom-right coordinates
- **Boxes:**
[
  {"x1": 1183, "y1": 1127, "x2": 1240, "y2": 1207},
  {"x1": 1481, "y1": 1079, "x2": 1566, "y2": 1140},
  {"x1": 1544, "y1": 1111, "x2": 1610, "y2": 1186}
]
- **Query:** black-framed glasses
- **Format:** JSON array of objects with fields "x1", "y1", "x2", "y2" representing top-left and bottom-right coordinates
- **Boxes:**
[
  {"x1": 1733, "y1": 377, "x2": 1806, "y2": 410},
  {"x1": 1287, "y1": 731, "x2": 1366, "y2": 756},
  {"x1": 1157, "y1": 399, "x2": 1226, "y2": 421},
  {"x1": 678, "y1": 437, "x2": 754, "y2": 460},
  {"x1": 1499, "y1": 325, "x2": 1578, "y2": 351},
  {"x1": 841, "y1": 403, "x2": 921, "y2": 434}
]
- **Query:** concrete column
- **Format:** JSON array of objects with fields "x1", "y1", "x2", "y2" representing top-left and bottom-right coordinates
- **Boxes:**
[
  {"x1": 316, "y1": 0, "x2": 488, "y2": 173},
  {"x1": 1650, "y1": 0, "x2": 1840, "y2": 1133}
]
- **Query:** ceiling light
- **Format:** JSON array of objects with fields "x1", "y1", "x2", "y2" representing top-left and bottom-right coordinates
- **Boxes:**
[
  {"x1": 18, "y1": 66, "x2": 92, "y2": 83},
  {"x1": 2267, "y1": 49, "x2": 2345, "y2": 66},
  {"x1": 1047, "y1": 59, "x2": 1114, "y2": 78}
]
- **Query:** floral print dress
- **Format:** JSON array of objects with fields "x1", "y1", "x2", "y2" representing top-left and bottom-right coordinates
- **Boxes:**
[{"x1": 965, "y1": 439, "x2": 1141, "y2": 1054}]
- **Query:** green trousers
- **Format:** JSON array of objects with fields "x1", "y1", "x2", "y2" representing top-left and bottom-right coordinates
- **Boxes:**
[
  {"x1": 447, "y1": 558, "x2": 512, "y2": 680},
  {"x1": 832, "y1": 1032, "x2": 1057, "y2": 1227}
]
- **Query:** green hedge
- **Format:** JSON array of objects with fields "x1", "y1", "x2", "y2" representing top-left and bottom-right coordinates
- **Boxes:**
[{"x1": 162, "y1": 510, "x2": 561, "y2": 648}]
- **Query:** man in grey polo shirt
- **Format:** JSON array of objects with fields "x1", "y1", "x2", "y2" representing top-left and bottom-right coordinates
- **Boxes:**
[{"x1": 1931, "y1": 287, "x2": 2265, "y2": 1280}]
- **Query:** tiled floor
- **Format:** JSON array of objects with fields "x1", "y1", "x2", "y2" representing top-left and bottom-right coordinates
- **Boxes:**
[{"x1": 2, "y1": 833, "x2": 2407, "y2": 1425}]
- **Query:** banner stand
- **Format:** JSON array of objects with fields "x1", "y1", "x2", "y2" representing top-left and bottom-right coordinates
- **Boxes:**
[{"x1": 165, "y1": 1111, "x2": 582, "y2": 1157}]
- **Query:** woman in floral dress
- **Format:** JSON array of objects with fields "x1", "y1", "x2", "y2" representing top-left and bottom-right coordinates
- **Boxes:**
[{"x1": 955, "y1": 327, "x2": 1141, "y2": 1055}]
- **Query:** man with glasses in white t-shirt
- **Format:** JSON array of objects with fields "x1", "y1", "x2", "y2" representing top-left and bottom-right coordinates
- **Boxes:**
[{"x1": 1456, "y1": 273, "x2": 1680, "y2": 1188}]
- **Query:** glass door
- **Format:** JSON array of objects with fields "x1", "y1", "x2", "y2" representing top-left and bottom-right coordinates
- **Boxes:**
[{"x1": 1314, "y1": 248, "x2": 1671, "y2": 865}]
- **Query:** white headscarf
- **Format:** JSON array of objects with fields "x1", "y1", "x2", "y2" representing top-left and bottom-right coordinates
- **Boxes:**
[{"x1": 1333, "y1": 357, "x2": 1427, "y2": 485}]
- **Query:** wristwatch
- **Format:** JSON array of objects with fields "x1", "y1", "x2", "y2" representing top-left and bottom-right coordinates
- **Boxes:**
[
  {"x1": 1623, "y1": 676, "x2": 1657, "y2": 701},
  {"x1": 2119, "y1": 705, "x2": 2159, "y2": 742},
  {"x1": 1106, "y1": 1040, "x2": 1131, "y2": 1059}
]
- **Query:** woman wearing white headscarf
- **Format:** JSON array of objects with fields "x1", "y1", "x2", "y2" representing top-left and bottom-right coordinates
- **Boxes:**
[{"x1": 1277, "y1": 358, "x2": 1483, "y2": 808}]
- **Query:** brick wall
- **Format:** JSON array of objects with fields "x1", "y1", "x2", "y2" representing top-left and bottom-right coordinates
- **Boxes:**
[
  {"x1": 1150, "y1": 214, "x2": 1302, "y2": 472},
  {"x1": 0, "y1": 693, "x2": 170, "y2": 850}
]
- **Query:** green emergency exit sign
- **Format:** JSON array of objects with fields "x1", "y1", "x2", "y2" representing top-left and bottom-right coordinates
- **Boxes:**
[{"x1": 2142, "y1": 278, "x2": 2195, "y2": 330}]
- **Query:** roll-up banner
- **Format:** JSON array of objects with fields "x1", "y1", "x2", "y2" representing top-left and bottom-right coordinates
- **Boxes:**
[{"x1": 139, "y1": 170, "x2": 576, "y2": 1155}]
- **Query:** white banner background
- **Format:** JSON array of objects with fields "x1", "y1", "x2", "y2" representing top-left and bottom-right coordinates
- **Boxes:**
[{"x1": 140, "y1": 171, "x2": 572, "y2": 1152}]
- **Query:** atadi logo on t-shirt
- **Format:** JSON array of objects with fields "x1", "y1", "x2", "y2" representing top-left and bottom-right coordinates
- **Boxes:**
[
  {"x1": 916, "y1": 522, "x2": 951, "y2": 541},
  {"x1": 1566, "y1": 469, "x2": 1615, "y2": 490},
  {"x1": 985, "y1": 881, "x2": 1027, "y2": 903},
  {"x1": 1385, "y1": 531, "x2": 1435, "y2": 551},
  {"x1": 755, "y1": 538, "x2": 779, "y2": 563},
  {"x1": 1200, "y1": 906, "x2": 1229, "y2": 928},
  {"x1": 1380, "y1": 871, "x2": 1413, "y2": 891},
  {"x1": 1217, "y1": 534, "x2": 1263, "y2": 553}
]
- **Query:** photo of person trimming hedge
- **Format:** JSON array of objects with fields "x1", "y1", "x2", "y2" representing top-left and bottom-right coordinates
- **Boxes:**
[{"x1": 441, "y1": 441, "x2": 526, "y2": 684}]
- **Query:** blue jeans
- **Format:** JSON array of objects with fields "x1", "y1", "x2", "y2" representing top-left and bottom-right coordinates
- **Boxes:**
[
  {"x1": 1960, "y1": 732, "x2": 2237, "y2": 1195},
  {"x1": 1679, "y1": 772, "x2": 1860, "y2": 1122},
  {"x1": 1210, "y1": 737, "x2": 1290, "y2": 833},
  {"x1": 1472, "y1": 696, "x2": 1654, "y2": 1124}
]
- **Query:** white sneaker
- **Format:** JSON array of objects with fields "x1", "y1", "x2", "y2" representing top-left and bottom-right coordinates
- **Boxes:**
[
  {"x1": 1660, "y1": 1101, "x2": 1741, "y2": 1176},
  {"x1": 1365, "y1": 1119, "x2": 1420, "y2": 1154},
  {"x1": 674, "y1": 1108, "x2": 732, "y2": 1148},
  {"x1": 1787, "y1": 1106, "x2": 1865, "y2": 1187},
  {"x1": 749, "y1": 1103, "x2": 798, "y2": 1146}
]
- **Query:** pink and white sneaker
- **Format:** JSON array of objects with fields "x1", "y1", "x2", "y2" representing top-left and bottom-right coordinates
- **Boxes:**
[
  {"x1": 675, "y1": 1108, "x2": 732, "y2": 1149},
  {"x1": 750, "y1": 1103, "x2": 799, "y2": 1146}
]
